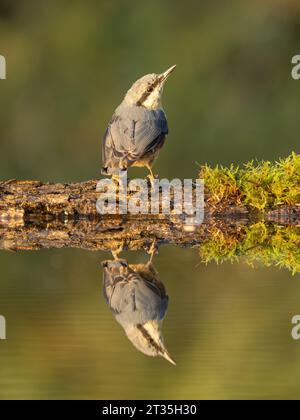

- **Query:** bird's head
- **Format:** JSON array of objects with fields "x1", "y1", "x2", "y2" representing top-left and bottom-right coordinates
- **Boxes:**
[
  {"x1": 124, "y1": 65, "x2": 176, "y2": 110},
  {"x1": 125, "y1": 320, "x2": 176, "y2": 365}
]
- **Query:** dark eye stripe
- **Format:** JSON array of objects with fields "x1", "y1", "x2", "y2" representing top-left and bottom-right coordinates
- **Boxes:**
[{"x1": 137, "y1": 77, "x2": 161, "y2": 106}]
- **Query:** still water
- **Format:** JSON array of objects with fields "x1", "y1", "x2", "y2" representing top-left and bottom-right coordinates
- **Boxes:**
[{"x1": 0, "y1": 243, "x2": 300, "y2": 399}]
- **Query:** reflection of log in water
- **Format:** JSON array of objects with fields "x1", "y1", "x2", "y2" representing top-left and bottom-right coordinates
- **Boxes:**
[
  {"x1": 0, "y1": 179, "x2": 299, "y2": 273},
  {"x1": 0, "y1": 217, "x2": 299, "y2": 274},
  {"x1": 0, "y1": 216, "x2": 247, "y2": 251},
  {"x1": 0, "y1": 215, "x2": 299, "y2": 274}
]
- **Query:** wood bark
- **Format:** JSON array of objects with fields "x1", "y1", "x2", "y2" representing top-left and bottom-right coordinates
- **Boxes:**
[{"x1": 0, "y1": 180, "x2": 298, "y2": 252}]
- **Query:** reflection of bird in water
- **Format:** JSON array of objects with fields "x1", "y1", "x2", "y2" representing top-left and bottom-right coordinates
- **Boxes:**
[
  {"x1": 102, "y1": 245, "x2": 175, "y2": 365},
  {"x1": 102, "y1": 65, "x2": 176, "y2": 183}
]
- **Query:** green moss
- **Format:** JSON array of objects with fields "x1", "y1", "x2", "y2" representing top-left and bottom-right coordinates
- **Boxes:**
[
  {"x1": 199, "y1": 223, "x2": 300, "y2": 275},
  {"x1": 200, "y1": 152, "x2": 300, "y2": 210}
]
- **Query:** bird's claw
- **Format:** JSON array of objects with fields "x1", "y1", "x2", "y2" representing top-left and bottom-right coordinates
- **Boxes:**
[
  {"x1": 112, "y1": 175, "x2": 120, "y2": 186},
  {"x1": 146, "y1": 174, "x2": 158, "y2": 188},
  {"x1": 147, "y1": 239, "x2": 158, "y2": 264},
  {"x1": 111, "y1": 241, "x2": 125, "y2": 260}
]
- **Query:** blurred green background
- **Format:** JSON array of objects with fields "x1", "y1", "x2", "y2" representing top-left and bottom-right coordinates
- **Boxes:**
[{"x1": 0, "y1": 0, "x2": 300, "y2": 399}]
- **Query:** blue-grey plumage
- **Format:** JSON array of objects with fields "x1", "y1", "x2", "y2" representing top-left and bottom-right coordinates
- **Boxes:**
[
  {"x1": 102, "y1": 65, "x2": 176, "y2": 179},
  {"x1": 102, "y1": 105, "x2": 168, "y2": 175},
  {"x1": 102, "y1": 259, "x2": 168, "y2": 326},
  {"x1": 102, "y1": 258, "x2": 175, "y2": 365}
]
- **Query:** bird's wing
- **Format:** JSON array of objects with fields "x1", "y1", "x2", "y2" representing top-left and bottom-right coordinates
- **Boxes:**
[
  {"x1": 133, "y1": 279, "x2": 169, "y2": 322},
  {"x1": 103, "y1": 261, "x2": 168, "y2": 323},
  {"x1": 102, "y1": 262, "x2": 141, "y2": 315},
  {"x1": 102, "y1": 106, "x2": 168, "y2": 174},
  {"x1": 102, "y1": 269, "x2": 126, "y2": 310},
  {"x1": 128, "y1": 108, "x2": 168, "y2": 159}
]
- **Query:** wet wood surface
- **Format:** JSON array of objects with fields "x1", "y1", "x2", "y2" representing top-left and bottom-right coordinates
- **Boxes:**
[{"x1": 0, "y1": 180, "x2": 298, "y2": 252}]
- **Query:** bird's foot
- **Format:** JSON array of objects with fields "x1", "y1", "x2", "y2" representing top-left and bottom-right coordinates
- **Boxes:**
[
  {"x1": 112, "y1": 170, "x2": 127, "y2": 189},
  {"x1": 147, "y1": 239, "x2": 158, "y2": 265},
  {"x1": 111, "y1": 241, "x2": 125, "y2": 260},
  {"x1": 146, "y1": 174, "x2": 159, "y2": 189},
  {"x1": 112, "y1": 175, "x2": 120, "y2": 185}
]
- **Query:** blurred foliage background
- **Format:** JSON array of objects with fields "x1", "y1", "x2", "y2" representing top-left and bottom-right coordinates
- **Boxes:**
[
  {"x1": 0, "y1": 0, "x2": 300, "y2": 399},
  {"x1": 0, "y1": 0, "x2": 299, "y2": 180}
]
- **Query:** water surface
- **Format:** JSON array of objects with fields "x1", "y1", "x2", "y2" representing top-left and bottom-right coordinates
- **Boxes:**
[{"x1": 0, "y1": 243, "x2": 299, "y2": 399}]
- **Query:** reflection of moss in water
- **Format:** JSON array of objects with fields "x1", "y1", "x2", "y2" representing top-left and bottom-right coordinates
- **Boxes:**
[
  {"x1": 200, "y1": 153, "x2": 300, "y2": 210},
  {"x1": 199, "y1": 223, "x2": 300, "y2": 275}
]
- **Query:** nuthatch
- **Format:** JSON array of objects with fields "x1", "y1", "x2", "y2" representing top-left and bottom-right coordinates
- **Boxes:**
[
  {"x1": 102, "y1": 65, "x2": 176, "y2": 182},
  {"x1": 102, "y1": 253, "x2": 175, "y2": 365}
]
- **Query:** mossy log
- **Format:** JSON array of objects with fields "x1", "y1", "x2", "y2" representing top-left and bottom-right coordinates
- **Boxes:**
[
  {"x1": 0, "y1": 179, "x2": 248, "y2": 219},
  {"x1": 2, "y1": 179, "x2": 299, "y2": 218},
  {"x1": 0, "y1": 179, "x2": 298, "y2": 252}
]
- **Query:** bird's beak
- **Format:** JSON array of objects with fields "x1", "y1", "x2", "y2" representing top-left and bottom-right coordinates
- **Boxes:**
[
  {"x1": 160, "y1": 64, "x2": 176, "y2": 82},
  {"x1": 162, "y1": 350, "x2": 176, "y2": 366}
]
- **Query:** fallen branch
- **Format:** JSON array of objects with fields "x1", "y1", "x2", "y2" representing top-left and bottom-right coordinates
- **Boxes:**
[
  {"x1": 0, "y1": 216, "x2": 249, "y2": 252},
  {"x1": 0, "y1": 179, "x2": 251, "y2": 220},
  {"x1": 0, "y1": 179, "x2": 299, "y2": 253}
]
